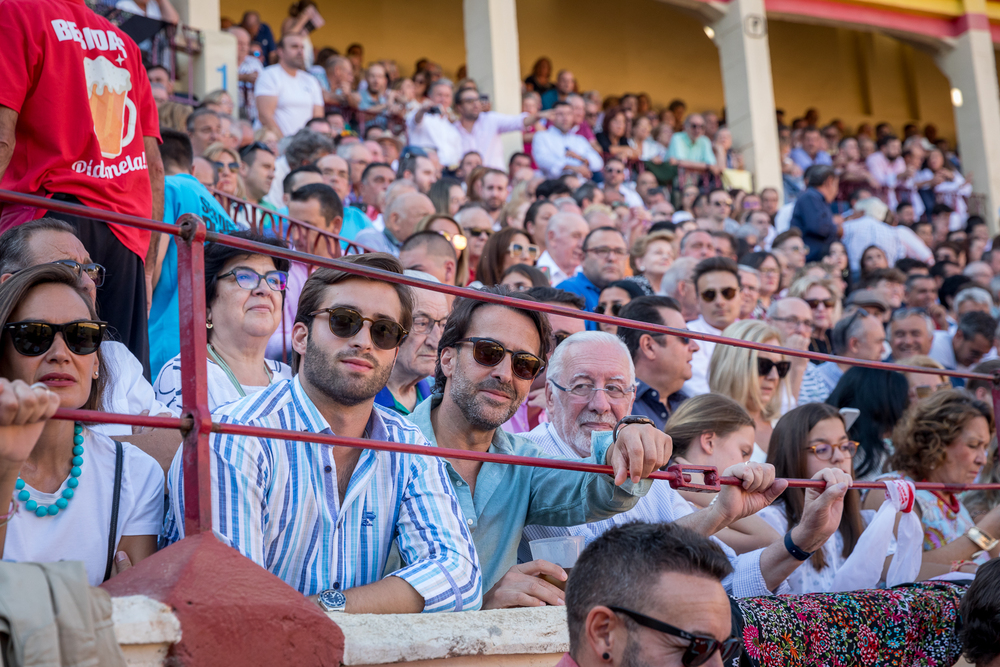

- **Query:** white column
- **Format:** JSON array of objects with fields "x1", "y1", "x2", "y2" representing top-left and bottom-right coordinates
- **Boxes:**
[
  {"x1": 463, "y1": 0, "x2": 523, "y2": 162},
  {"x1": 710, "y1": 0, "x2": 783, "y2": 197},
  {"x1": 171, "y1": 0, "x2": 237, "y2": 112},
  {"x1": 934, "y1": 5, "x2": 1000, "y2": 231}
]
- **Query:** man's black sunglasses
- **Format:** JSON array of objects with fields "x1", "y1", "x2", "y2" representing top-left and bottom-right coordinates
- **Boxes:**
[
  {"x1": 239, "y1": 141, "x2": 274, "y2": 159},
  {"x1": 309, "y1": 307, "x2": 408, "y2": 350},
  {"x1": 608, "y1": 606, "x2": 742, "y2": 666},
  {"x1": 453, "y1": 337, "x2": 545, "y2": 380},
  {"x1": 3, "y1": 320, "x2": 107, "y2": 357}
]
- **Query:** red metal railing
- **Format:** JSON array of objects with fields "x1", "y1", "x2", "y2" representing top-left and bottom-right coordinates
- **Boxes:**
[{"x1": 2, "y1": 189, "x2": 999, "y2": 538}]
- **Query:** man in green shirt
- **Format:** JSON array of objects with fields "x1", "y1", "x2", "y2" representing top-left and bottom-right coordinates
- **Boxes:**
[
  {"x1": 409, "y1": 287, "x2": 672, "y2": 608},
  {"x1": 667, "y1": 113, "x2": 720, "y2": 178}
]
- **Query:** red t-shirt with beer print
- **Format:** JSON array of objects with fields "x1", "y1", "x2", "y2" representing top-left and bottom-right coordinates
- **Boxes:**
[{"x1": 0, "y1": 0, "x2": 161, "y2": 259}]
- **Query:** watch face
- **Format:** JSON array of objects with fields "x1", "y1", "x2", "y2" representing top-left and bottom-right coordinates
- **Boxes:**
[{"x1": 320, "y1": 589, "x2": 347, "y2": 610}]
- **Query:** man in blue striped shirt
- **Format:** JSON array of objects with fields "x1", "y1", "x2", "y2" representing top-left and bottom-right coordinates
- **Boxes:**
[
  {"x1": 163, "y1": 253, "x2": 481, "y2": 613},
  {"x1": 408, "y1": 287, "x2": 673, "y2": 609}
]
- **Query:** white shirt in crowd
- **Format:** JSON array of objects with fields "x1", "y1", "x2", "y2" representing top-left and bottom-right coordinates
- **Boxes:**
[
  {"x1": 536, "y1": 250, "x2": 578, "y2": 288},
  {"x1": 618, "y1": 183, "x2": 645, "y2": 209},
  {"x1": 682, "y1": 316, "x2": 721, "y2": 397},
  {"x1": 91, "y1": 341, "x2": 170, "y2": 438},
  {"x1": 531, "y1": 126, "x2": 604, "y2": 179},
  {"x1": 153, "y1": 353, "x2": 293, "y2": 417},
  {"x1": 406, "y1": 108, "x2": 463, "y2": 168},
  {"x1": 454, "y1": 111, "x2": 527, "y2": 169},
  {"x1": 115, "y1": 0, "x2": 162, "y2": 18},
  {"x1": 4, "y1": 430, "x2": 164, "y2": 586},
  {"x1": 254, "y1": 65, "x2": 323, "y2": 137},
  {"x1": 264, "y1": 155, "x2": 291, "y2": 209}
]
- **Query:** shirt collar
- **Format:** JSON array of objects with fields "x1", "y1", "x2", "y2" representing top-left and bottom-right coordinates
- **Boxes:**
[
  {"x1": 290, "y1": 375, "x2": 384, "y2": 438},
  {"x1": 414, "y1": 393, "x2": 516, "y2": 454},
  {"x1": 383, "y1": 227, "x2": 403, "y2": 249}
]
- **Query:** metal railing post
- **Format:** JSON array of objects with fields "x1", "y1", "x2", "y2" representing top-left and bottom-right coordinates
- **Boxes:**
[{"x1": 175, "y1": 213, "x2": 213, "y2": 536}]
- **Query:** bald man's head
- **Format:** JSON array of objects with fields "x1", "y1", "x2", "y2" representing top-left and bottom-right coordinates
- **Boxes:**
[{"x1": 386, "y1": 192, "x2": 435, "y2": 241}]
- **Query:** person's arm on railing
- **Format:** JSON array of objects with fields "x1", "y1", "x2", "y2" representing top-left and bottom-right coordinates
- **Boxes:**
[{"x1": 0, "y1": 106, "x2": 17, "y2": 181}]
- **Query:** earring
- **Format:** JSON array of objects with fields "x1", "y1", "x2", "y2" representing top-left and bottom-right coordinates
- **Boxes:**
[
  {"x1": 93, "y1": 370, "x2": 99, "y2": 378},
  {"x1": 637, "y1": 265, "x2": 646, "y2": 272},
  {"x1": 602, "y1": 653, "x2": 611, "y2": 661},
  {"x1": 206, "y1": 321, "x2": 213, "y2": 329}
]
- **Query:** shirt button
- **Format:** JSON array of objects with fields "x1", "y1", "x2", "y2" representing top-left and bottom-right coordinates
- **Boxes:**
[
  {"x1": 333, "y1": 582, "x2": 340, "y2": 590},
  {"x1": 467, "y1": 518, "x2": 474, "y2": 526},
  {"x1": 324, "y1": 466, "x2": 332, "y2": 473}
]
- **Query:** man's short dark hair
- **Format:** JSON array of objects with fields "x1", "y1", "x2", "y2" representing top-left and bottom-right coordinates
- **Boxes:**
[
  {"x1": 805, "y1": 164, "x2": 836, "y2": 188},
  {"x1": 931, "y1": 203, "x2": 955, "y2": 216},
  {"x1": 573, "y1": 183, "x2": 600, "y2": 208},
  {"x1": 895, "y1": 257, "x2": 928, "y2": 274},
  {"x1": 861, "y1": 267, "x2": 906, "y2": 288},
  {"x1": 535, "y1": 179, "x2": 572, "y2": 200},
  {"x1": 957, "y1": 310, "x2": 997, "y2": 342},
  {"x1": 905, "y1": 272, "x2": 935, "y2": 290},
  {"x1": 159, "y1": 128, "x2": 194, "y2": 173},
  {"x1": 399, "y1": 231, "x2": 457, "y2": 260},
  {"x1": 876, "y1": 133, "x2": 898, "y2": 149},
  {"x1": 434, "y1": 286, "x2": 552, "y2": 393},
  {"x1": 692, "y1": 257, "x2": 740, "y2": 291},
  {"x1": 939, "y1": 274, "x2": 973, "y2": 309},
  {"x1": 239, "y1": 141, "x2": 273, "y2": 167},
  {"x1": 965, "y1": 359, "x2": 1000, "y2": 396},
  {"x1": 959, "y1": 555, "x2": 1000, "y2": 665},
  {"x1": 616, "y1": 296, "x2": 682, "y2": 360},
  {"x1": 289, "y1": 183, "x2": 344, "y2": 223},
  {"x1": 283, "y1": 165, "x2": 322, "y2": 195},
  {"x1": 362, "y1": 161, "x2": 394, "y2": 183},
  {"x1": 583, "y1": 226, "x2": 625, "y2": 251},
  {"x1": 772, "y1": 228, "x2": 803, "y2": 249},
  {"x1": 551, "y1": 100, "x2": 572, "y2": 110},
  {"x1": 0, "y1": 218, "x2": 76, "y2": 276},
  {"x1": 396, "y1": 154, "x2": 423, "y2": 180},
  {"x1": 507, "y1": 152, "x2": 531, "y2": 171},
  {"x1": 293, "y1": 253, "x2": 414, "y2": 372},
  {"x1": 146, "y1": 64, "x2": 170, "y2": 78},
  {"x1": 185, "y1": 107, "x2": 219, "y2": 134},
  {"x1": 565, "y1": 522, "x2": 732, "y2": 656},
  {"x1": 930, "y1": 260, "x2": 959, "y2": 282},
  {"x1": 522, "y1": 286, "x2": 584, "y2": 310}
]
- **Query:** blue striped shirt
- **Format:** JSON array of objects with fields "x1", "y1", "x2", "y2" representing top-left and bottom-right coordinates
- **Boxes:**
[{"x1": 162, "y1": 377, "x2": 482, "y2": 611}]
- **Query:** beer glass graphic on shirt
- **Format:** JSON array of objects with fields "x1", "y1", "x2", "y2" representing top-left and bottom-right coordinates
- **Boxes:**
[{"x1": 84, "y1": 56, "x2": 137, "y2": 159}]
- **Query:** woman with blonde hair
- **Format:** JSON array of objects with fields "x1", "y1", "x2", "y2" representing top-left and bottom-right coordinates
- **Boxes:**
[
  {"x1": 709, "y1": 320, "x2": 790, "y2": 459},
  {"x1": 903, "y1": 355, "x2": 950, "y2": 402},
  {"x1": 626, "y1": 230, "x2": 675, "y2": 296},
  {"x1": 497, "y1": 197, "x2": 531, "y2": 231},
  {"x1": 414, "y1": 214, "x2": 471, "y2": 287},
  {"x1": 788, "y1": 274, "x2": 841, "y2": 360},
  {"x1": 203, "y1": 143, "x2": 246, "y2": 200}
]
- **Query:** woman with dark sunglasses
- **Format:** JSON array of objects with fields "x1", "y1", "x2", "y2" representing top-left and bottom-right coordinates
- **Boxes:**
[
  {"x1": 154, "y1": 233, "x2": 293, "y2": 416},
  {"x1": 709, "y1": 320, "x2": 791, "y2": 461},
  {"x1": 788, "y1": 275, "x2": 841, "y2": 362},
  {"x1": 0, "y1": 265, "x2": 164, "y2": 585},
  {"x1": 594, "y1": 280, "x2": 645, "y2": 335}
]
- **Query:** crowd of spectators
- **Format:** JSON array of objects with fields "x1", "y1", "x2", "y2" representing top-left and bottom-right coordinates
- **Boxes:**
[{"x1": 2, "y1": 0, "x2": 1000, "y2": 663}]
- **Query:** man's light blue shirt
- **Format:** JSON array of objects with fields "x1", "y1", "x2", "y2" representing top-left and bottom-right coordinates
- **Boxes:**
[
  {"x1": 667, "y1": 132, "x2": 716, "y2": 165},
  {"x1": 162, "y1": 377, "x2": 482, "y2": 611},
  {"x1": 407, "y1": 393, "x2": 650, "y2": 591}
]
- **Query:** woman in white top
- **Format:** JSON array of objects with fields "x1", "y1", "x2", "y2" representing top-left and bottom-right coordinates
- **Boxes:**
[
  {"x1": 709, "y1": 320, "x2": 791, "y2": 459},
  {"x1": 759, "y1": 403, "x2": 883, "y2": 594},
  {"x1": 665, "y1": 394, "x2": 779, "y2": 554},
  {"x1": 155, "y1": 232, "x2": 292, "y2": 415},
  {"x1": 0, "y1": 265, "x2": 164, "y2": 585}
]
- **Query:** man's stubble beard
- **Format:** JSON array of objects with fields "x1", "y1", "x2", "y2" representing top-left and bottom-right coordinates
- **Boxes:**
[
  {"x1": 448, "y1": 361, "x2": 525, "y2": 431},
  {"x1": 302, "y1": 335, "x2": 394, "y2": 407}
]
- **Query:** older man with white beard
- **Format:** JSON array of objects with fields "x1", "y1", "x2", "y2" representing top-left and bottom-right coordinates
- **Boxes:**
[{"x1": 522, "y1": 331, "x2": 852, "y2": 598}]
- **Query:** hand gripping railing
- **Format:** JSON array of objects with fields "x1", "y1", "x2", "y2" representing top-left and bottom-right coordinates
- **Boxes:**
[{"x1": 2, "y1": 188, "x2": 1000, "y2": 539}]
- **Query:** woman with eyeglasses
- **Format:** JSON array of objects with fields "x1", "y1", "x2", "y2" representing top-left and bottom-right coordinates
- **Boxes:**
[
  {"x1": 154, "y1": 232, "x2": 292, "y2": 416},
  {"x1": 665, "y1": 394, "x2": 780, "y2": 555},
  {"x1": 866, "y1": 390, "x2": 1000, "y2": 574},
  {"x1": 203, "y1": 142, "x2": 246, "y2": 201},
  {"x1": 414, "y1": 214, "x2": 471, "y2": 286},
  {"x1": 757, "y1": 402, "x2": 912, "y2": 593},
  {"x1": 471, "y1": 227, "x2": 538, "y2": 288},
  {"x1": 788, "y1": 275, "x2": 840, "y2": 362},
  {"x1": 825, "y1": 367, "x2": 910, "y2": 481},
  {"x1": 626, "y1": 230, "x2": 675, "y2": 296},
  {"x1": 595, "y1": 280, "x2": 646, "y2": 335},
  {"x1": 739, "y1": 251, "x2": 782, "y2": 313},
  {"x1": 0, "y1": 264, "x2": 163, "y2": 584},
  {"x1": 427, "y1": 177, "x2": 467, "y2": 217},
  {"x1": 709, "y1": 320, "x2": 790, "y2": 459}
]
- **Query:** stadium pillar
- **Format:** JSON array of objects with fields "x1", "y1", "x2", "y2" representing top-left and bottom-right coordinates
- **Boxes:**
[
  {"x1": 710, "y1": 0, "x2": 783, "y2": 198},
  {"x1": 172, "y1": 0, "x2": 239, "y2": 116},
  {"x1": 463, "y1": 0, "x2": 524, "y2": 165},
  {"x1": 934, "y1": 0, "x2": 1000, "y2": 231}
]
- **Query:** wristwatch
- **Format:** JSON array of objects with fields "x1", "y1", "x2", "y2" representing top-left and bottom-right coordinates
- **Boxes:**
[
  {"x1": 783, "y1": 530, "x2": 814, "y2": 561},
  {"x1": 612, "y1": 416, "x2": 654, "y2": 442},
  {"x1": 318, "y1": 588, "x2": 347, "y2": 612},
  {"x1": 966, "y1": 526, "x2": 999, "y2": 552}
]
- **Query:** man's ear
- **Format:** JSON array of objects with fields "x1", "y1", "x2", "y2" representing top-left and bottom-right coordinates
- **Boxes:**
[
  {"x1": 639, "y1": 333, "x2": 658, "y2": 361},
  {"x1": 332, "y1": 215, "x2": 343, "y2": 234},
  {"x1": 444, "y1": 260, "x2": 456, "y2": 285},
  {"x1": 291, "y1": 321, "x2": 310, "y2": 358},
  {"x1": 439, "y1": 345, "x2": 457, "y2": 382}
]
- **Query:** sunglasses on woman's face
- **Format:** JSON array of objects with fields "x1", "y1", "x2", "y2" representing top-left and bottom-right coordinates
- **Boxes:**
[
  {"x1": 464, "y1": 227, "x2": 492, "y2": 239},
  {"x1": 700, "y1": 287, "x2": 738, "y2": 302},
  {"x1": 4, "y1": 320, "x2": 107, "y2": 357},
  {"x1": 454, "y1": 337, "x2": 544, "y2": 380},
  {"x1": 594, "y1": 302, "x2": 623, "y2": 317},
  {"x1": 213, "y1": 160, "x2": 240, "y2": 173},
  {"x1": 309, "y1": 307, "x2": 408, "y2": 350},
  {"x1": 757, "y1": 357, "x2": 791, "y2": 378},
  {"x1": 608, "y1": 606, "x2": 742, "y2": 667},
  {"x1": 805, "y1": 298, "x2": 835, "y2": 309},
  {"x1": 508, "y1": 242, "x2": 539, "y2": 260},
  {"x1": 218, "y1": 267, "x2": 288, "y2": 291}
]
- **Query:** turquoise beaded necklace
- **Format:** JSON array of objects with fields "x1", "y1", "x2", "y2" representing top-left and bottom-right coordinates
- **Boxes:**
[{"x1": 13, "y1": 421, "x2": 83, "y2": 518}]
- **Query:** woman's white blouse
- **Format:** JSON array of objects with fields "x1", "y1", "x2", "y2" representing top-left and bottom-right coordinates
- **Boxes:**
[{"x1": 153, "y1": 354, "x2": 293, "y2": 416}]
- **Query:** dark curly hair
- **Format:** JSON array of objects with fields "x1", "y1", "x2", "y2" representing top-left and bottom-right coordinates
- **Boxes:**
[{"x1": 888, "y1": 389, "x2": 994, "y2": 480}]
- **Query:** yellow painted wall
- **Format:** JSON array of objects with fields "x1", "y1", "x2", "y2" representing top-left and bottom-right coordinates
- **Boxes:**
[{"x1": 222, "y1": 0, "x2": 955, "y2": 140}]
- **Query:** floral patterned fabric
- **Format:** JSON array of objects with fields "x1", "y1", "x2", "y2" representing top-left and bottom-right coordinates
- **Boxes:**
[{"x1": 733, "y1": 582, "x2": 965, "y2": 667}]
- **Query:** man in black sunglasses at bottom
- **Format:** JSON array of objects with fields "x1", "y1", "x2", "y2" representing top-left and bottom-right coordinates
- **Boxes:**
[
  {"x1": 562, "y1": 522, "x2": 738, "y2": 667},
  {"x1": 405, "y1": 286, "x2": 672, "y2": 609}
]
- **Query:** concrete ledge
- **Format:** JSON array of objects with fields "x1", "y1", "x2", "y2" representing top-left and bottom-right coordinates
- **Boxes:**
[
  {"x1": 333, "y1": 606, "x2": 569, "y2": 666},
  {"x1": 111, "y1": 595, "x2": 181, "y2": 667}
]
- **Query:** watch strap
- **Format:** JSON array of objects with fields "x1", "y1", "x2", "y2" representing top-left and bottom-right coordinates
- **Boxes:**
[
  {"x1": 784, "y1": 530, "x2": 814, "y2": 561},
  {"x1": 612, "y1": 416, "x2": 654, "y2": 442}
]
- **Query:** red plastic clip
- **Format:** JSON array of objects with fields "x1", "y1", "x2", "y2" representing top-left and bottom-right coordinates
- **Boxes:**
[{"x1": 665, "y1": 464, "x2": 721, "y2": 492}]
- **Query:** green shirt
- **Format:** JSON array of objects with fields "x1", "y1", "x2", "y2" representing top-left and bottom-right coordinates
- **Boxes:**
[
  {"x1": 405, "y1": 394, "x2": 649, "y2": 591},
  {"x1": 667, "y1": 132, "x2": 717, "y2": 165}
]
